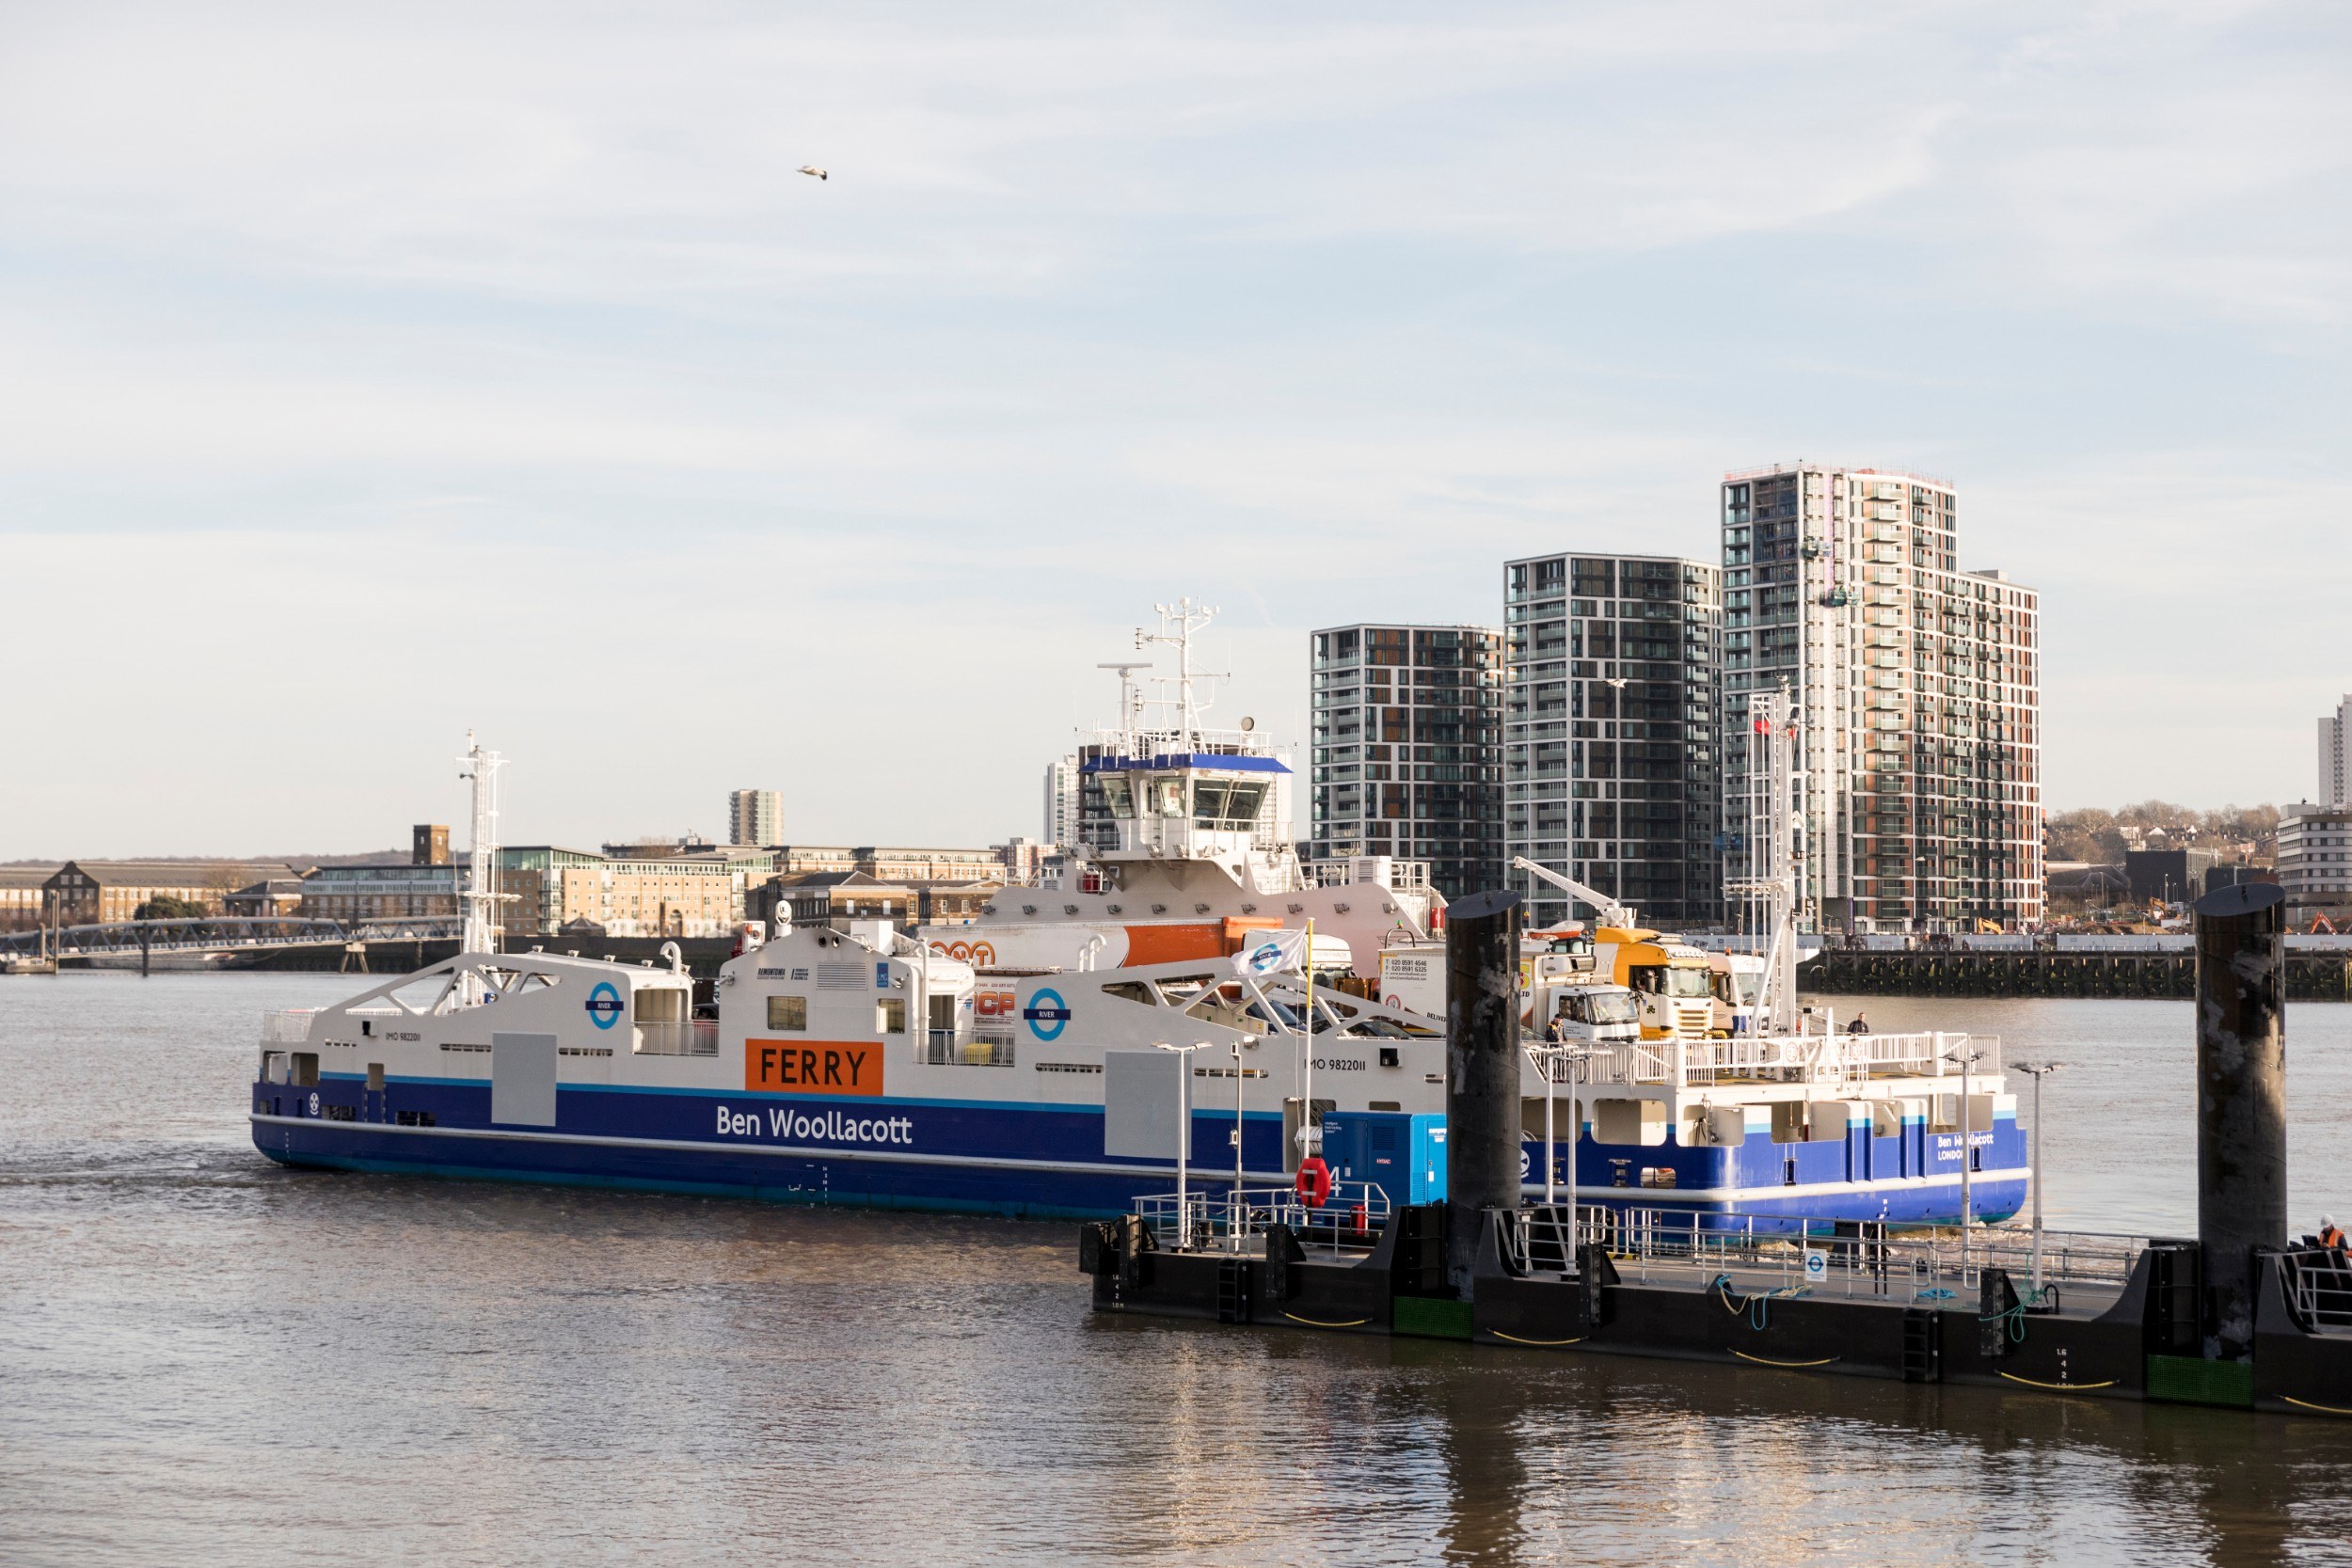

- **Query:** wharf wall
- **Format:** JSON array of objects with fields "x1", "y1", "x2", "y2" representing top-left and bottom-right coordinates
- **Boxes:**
[{"x1": 1807, "y1": 950, "x2": 2352, "y2": 1001}]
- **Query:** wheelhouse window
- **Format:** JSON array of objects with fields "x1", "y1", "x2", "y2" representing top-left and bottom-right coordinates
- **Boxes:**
[
  {"x1": 1152, "y1": 777, "x2": 1186, "y2": 818},
  {"x1": 1099, "y1": 776, "x2": 1135, "y2": 817},
  {"x1": 767, "y1": 995, "x2": 806, "y2": 1031},
  {"x1": 1191, "y1": 777, "x2": 1267, "y2": 831}
]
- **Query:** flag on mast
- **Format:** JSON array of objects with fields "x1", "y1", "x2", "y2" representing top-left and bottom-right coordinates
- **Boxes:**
[{"x1": 1231, "y1": 927, "x2": 1311, "y2": 979}]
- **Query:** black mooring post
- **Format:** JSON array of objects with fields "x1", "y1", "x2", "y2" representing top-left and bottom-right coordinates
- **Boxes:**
[
  {"x1": 2193, "y1": 880, "x2": 2288, "y2": 1361},
  {"x1": 1445, "y1": 888, "x2": 1523, "y2": 1295}
]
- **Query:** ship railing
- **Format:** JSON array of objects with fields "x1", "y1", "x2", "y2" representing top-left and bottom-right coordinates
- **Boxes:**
[
  {"x1": 261, "y1": 1008, "x2": 320, "y2": 1044},
  {"x1": 635, "y1": 1021, "x2": 720, "y2": 1056},
  {"x1": 2283, "y1": 1248, "x2": 2352, "y2": 1333},
  {"x1": 1512, "y1": 1204, "x2": 2147, "y2": 1303},
  {"x1": 923, "y1": 1031, "x2": 1015, "y2": 1067},
  {"x1": 1585, "y1": 1030, "x2": 2004, "y2": 1089},
  {"x1": 1134, "y1": 1181, "x2": 1392, "y2": 1255}
]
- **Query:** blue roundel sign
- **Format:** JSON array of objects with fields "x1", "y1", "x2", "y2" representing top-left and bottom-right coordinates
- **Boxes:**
[
  {"x1": 585, "y1": 981, "x2": 624, "y2": 1030},
  {"x1": 1242, "y1": 940, "x2": 1286, "y2": 975},
  {"x1": 1024, "y1": 987, "x2": 1071, "y2": 1042}
]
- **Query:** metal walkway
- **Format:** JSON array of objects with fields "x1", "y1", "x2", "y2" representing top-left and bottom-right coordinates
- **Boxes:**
[{"x1": 0, "y1": 916, "x2": 459, "y2": 960}]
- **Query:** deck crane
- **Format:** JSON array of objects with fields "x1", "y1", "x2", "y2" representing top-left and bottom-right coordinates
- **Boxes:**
[{"x1": 1510, "y1": 856, "x2": 1637, "y2": 932}]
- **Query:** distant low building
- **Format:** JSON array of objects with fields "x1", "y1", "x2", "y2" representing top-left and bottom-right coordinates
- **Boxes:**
[
  {"x1": 2046, "y1": 861, "x2": 2127, "y2": 905},
  {"x1": 774, "y1": 846, "x2": 1011, "y2": 884},
  {"x1": 2124, "y1": 847, "x2": 2217, "y2": 907},
  {"x1": 225, "y1": 879, "x2": 307, "y2": 918},
  {"x1": 994, "y1": 836, "x2": 1050, "y2": 884},
  {"x1": 300, "y1": 863, "x2": 466, "y2": 922},
  {"x1": 2203, "y1": 863, "x2": 2280, "y2": 898},
  {"x1": 299, "y1": 823, "x2": 467, "y2": 922},
  {"x1": 500, "y1": 844, "x2": 772, "y2": 939},
  {"x1": 0, "y1": 865, "x2": 58, "y2": 930},
  {"x1": 2280, "y1": 804, "x2": 2352, "y2": 916},
  {"x1": 44, "y1": 861, "x2": 296, "y2": 924},
  {"x1": 752, "y1": 873, "x2": 999, "y2": 930}
]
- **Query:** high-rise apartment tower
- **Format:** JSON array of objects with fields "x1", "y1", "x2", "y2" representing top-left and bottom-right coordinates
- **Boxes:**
[
  {"x1": 2319, "y1": 694, "x2": 2351, "y2": 808},
  {"x1": 1041, "y1": 755, "x2": 1084, "y2": 849},
  {"x1": 1310, "y1": 625, "x2": 1503, "y2": 898},
  {"x1": 726, "y1": 788, "x2": 783, "y2": 847},
  {"x1": 1502, "y1": 554, "x2": 1723, "y2": 928},
  {"x1": 1720, "y1": 464, "x2": 2042, "y2": 932}
]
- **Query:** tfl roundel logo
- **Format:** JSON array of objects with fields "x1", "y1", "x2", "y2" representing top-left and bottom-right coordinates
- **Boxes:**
[
  {"x1": 1024, "y1": 987, "x2": 1071, "y2": 1041},
  {"x1": 586, "y1": 981, "x2": 624, "y2": 1030}
]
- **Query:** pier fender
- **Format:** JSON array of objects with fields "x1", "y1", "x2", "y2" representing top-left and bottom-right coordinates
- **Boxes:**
[
  {"x1": 1079, "y1": 1221, "x2": 1120, "y2": 1278},
  {"x1": 2255, "y1": 1251, "x2": 2352, "y2": 1415},
  {"x1": 1979, "y1": 1268, "x2": 2024, "y2": 1359},
  {"x1": 1117, "y1": 1212, "x2": 1157, "y2": 1291},
  {"x1": 1259, "y1": 1223, "x2": 1307, "y2": 1305},
  {"x1": 1470, "y1": 1210, "x2": 1604, "y2": 1348},
  {"x1": 1578, "y1": 1243, "x2": 1620, "y2": 1327}
]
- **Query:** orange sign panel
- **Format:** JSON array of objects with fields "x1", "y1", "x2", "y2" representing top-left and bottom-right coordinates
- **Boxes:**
[{"x1": 745, "y1": 1039, "x2": 884, "y2": 1097}]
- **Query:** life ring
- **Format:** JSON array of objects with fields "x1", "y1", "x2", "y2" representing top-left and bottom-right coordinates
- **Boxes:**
[{"x1": 1295, "y1": 1156, "x2": 1333, "y2": 1208}]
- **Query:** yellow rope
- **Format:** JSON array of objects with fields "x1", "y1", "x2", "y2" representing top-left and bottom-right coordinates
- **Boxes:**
[
  {"x1": 1734, "y1": 1350, "x2": 1838, "y2": 1369},
  {"x1": 1997, "y1": 1371, "x2": 2118, "y2": 1391},
  {"x1": 2281, "y1": 1395, "x2": 2352, "y2": 1417},
  {"x1": 1281, "y1": 1312, "x2": 1371, "y2": 1328},
  {"x1": 1492, "y1": 1329, "x2": 1587, "y2": 1346}
]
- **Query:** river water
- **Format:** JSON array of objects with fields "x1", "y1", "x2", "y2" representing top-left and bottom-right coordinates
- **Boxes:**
[{"x1": 5, "y1": 975, "x2": 2352, "y2": 1566}]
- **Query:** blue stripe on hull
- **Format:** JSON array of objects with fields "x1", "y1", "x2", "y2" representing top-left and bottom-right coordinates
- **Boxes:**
[
  {"x1": 251, "y1": 1074, "x2": 2029, "y2": 1227},
  {"x1": 256, "y1": 1122, "x2": 1171, "y2": 1221}
]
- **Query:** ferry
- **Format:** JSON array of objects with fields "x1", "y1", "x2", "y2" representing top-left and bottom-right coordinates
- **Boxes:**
[{"x1": 250, "y1": 608, "x2": 2025, "y2": 1226}]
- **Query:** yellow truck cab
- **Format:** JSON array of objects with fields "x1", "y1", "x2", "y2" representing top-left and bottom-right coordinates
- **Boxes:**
[{"x1": 1593, "y1": 927, "x2": 1714, "y2": 1040}]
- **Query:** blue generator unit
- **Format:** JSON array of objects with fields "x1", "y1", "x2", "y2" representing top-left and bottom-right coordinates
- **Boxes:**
[{"x1": 1316, "y1": 1111, "x2": 1446, "y2": 1204}]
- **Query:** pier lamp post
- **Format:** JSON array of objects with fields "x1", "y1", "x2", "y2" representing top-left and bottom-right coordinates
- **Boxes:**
[
  {"x1": 1527, "y1": 1041, "x2": 1596, "y2": 1234},
  {"x1": 2013, "y1": 1062, "x2": 2064, "y2": 1297},
  {"x1": 1231, "y1": 1035, "x2": 1260, "y2": 1248},
  {"x1": 1943, "y1": 1045, "x2": 1984, "y2": 1275},
  {"x1": 1154, "y1": 1041, "x2": 1214, "y2": 1250}
]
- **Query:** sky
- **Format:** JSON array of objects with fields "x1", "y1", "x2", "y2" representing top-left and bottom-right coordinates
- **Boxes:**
[{"x1": 3, "y1": 1, "x2": 2347, "y2": 859}]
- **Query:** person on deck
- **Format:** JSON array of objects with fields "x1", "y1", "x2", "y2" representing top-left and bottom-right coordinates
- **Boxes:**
[
  {"x1": 2321, "y1": 1214, "x2": 2347, "y2": 1256},
  {"x1": 1846, "y1": 1012, "x2": 1870, "y2": 1036}
]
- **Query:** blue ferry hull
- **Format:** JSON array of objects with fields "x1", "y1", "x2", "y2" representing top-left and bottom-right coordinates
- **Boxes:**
[{"x1": 252, "y1": 1070, "x2": 2026, "y2": 1227}]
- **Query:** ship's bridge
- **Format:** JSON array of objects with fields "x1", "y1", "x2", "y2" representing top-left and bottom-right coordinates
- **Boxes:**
[{"x1": 1083, "y1": 752, "x2": 1290, "y2": 864}]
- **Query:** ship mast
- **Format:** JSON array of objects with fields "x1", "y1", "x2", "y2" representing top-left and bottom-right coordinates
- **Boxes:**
[
  {"x1": 1137, "y1": 598, "x2": 1219, "y2": 751},
  {"x1": 457, "y1": 731, "x2": 504, "y2": 962},
  {"x1": 1726, "y1": 686, "x2": 1801, "y2": 1034}
]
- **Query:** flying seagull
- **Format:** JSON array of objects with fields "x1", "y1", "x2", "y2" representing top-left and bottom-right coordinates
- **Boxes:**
[
  {"x1": 1602, "y1": 676, "x2": 1630, "y2": 689},
  {"x1": 799, "y1": 165, "x2": 828, "y2": 181}
]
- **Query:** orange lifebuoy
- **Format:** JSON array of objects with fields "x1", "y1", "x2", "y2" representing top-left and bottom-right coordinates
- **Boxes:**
[{"x1": 1295, "y1": 1156, "x2": 1333, "y2": 1208}]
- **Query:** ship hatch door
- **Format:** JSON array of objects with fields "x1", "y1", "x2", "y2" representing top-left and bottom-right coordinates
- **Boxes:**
[{"x1": 491, "y1": 1032, "x2": 559, "y2": 1127}]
